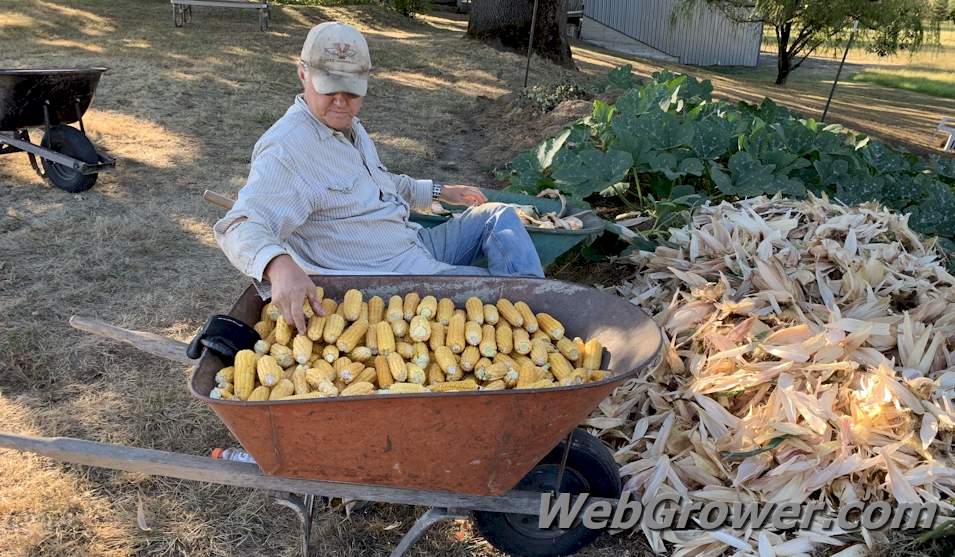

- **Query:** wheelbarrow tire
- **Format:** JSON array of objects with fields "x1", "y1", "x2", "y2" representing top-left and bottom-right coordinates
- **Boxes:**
[
  {"x1": 471, "y1": 428, "x2": 621, "y2": 557},
  {"x1": 40, "y1": 125, "x2": 98, "y2": 193}
]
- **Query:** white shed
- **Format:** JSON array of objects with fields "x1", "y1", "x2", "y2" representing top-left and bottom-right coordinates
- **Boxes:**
[{"x1": 579, "y1": 0, "x2": 762, "y2": 66}]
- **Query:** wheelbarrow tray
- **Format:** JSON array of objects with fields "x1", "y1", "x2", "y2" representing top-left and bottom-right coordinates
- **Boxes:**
[
  {"x1": 0, "y1": 68, "x2": 107, "y2": 131},
  {"x1": 190, "y1": 275, "x2": 662, "y2": 497},
  {"x1": 410, "y1": 189, "x2": 603, "y2": 266}
]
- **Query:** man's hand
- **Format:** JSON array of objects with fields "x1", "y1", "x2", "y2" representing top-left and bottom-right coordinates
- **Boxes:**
[
  {"x1": 263, "y1": 254, "x2": 324, "y2": 335},
  {"x1": 439, "y1": 185, "x2": 487, "y2": 207}
]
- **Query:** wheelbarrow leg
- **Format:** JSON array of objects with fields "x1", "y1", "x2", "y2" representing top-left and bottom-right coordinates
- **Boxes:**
[
  {"x1": 389, "y1": 507, "x2": 468, "y2": 557},
  {"x1": 20, "y1": 130, "x2": 43, "y2": 177},
  {"x1": 267, "y1": 491, "x2": 315, "y2": 557},
  {"x1": 553, "y1": 428, "x2": 575, "y2": 495},
  {"x1": 74, "y1": 99, "x2": 86, "y2": 134}
]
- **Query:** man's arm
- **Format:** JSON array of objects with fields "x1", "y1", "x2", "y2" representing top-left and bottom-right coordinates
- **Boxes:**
[
  {"x1": 436, "y1": 184, "x2": 487, "y2": 207},
  {"x1": 214, "y1": 148, "x2": 325, "y2": 334}
]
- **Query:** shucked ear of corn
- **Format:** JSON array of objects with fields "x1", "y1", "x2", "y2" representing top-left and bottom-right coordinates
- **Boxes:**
[
  {"x1": 589, "y1": 193, "x2": 955, "y2": 556},
  {"x1": 208, "y1": 291, "x2": 613, "y2": 403}
]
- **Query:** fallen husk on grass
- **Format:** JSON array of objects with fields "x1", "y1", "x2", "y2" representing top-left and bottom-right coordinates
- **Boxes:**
[{"x1": 588, "y1": 193, "x2": 955, "y2": 556}]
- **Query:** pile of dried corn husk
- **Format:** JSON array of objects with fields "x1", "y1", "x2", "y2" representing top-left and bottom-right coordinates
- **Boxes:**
[{"x1": 586, "y1": 193, "x2": 955, "y2": 556}]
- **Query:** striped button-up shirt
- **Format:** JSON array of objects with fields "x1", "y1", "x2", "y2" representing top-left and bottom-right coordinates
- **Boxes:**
[{"x1": 214, "y1": 95, "x2": 454, "y2": 292}]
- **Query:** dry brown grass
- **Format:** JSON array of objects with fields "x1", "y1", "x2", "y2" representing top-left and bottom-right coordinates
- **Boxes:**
[{"x1": 1, "y1": 1, "x2": 952, "y2": 556}]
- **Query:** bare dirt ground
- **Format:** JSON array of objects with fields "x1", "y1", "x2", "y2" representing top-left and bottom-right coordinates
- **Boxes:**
[{"x1": 1, "y1": 1, "x2": 953, "y2": 556}]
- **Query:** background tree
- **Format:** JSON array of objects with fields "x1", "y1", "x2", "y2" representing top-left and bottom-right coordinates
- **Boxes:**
[
  {"x1": 466, "y1": 0, "x2": 575, "y2": 70},
  {"x1": 932, "y1": 0, "x2": 955, "y2": 24},
  {"x1": 680, "y1": 0, "x2": 939, "y2": 85}
]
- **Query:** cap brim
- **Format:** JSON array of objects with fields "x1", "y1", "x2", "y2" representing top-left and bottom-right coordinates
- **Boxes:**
[{"x1": 310, "y1": 70, "x2": 367, "y2": 96}]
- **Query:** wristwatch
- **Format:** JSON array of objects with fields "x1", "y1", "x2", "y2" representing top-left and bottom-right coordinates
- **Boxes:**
[{"x1": 432, "y1": 182, "x2": 443, "y2": 201}]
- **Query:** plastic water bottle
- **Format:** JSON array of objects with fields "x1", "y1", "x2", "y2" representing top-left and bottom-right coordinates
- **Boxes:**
[{"x1": 211, "y1": 447, "x2": 257, "y2": 463}]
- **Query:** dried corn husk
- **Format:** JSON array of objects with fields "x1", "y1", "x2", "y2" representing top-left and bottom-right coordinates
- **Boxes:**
[
  {"x1": 431, "y1": 197, "x2": 585, "y2": 230},
  {"x1": 591, "y1": 193, "x2": 955, "y2": 556}
]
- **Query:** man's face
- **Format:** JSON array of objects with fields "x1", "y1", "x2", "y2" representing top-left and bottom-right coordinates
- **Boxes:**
[{"x1": 299, "y1": 65, "x2": 363, "y2": 131}]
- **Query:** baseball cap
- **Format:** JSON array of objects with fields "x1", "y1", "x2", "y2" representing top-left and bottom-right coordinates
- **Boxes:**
[{"x1": 301, "y1": 21, "x2": 372, "y2": 97}]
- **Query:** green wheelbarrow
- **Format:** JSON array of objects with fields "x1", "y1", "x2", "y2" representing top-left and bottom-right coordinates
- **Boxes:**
[{"x1": 410, "y1": 188, "x2": 603, "y2": 267}]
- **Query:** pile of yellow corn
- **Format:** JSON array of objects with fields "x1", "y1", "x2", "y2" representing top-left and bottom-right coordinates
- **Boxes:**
[
  {"x1": 589, "y1": 193, "x2": 955, "y2": 555},
  {"x1": 209, "y1": 291, "x2": 612, "y2": 401}
]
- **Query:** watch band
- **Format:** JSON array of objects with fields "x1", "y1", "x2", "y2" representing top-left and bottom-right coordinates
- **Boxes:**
[{"x1": 432, "y1": 182, "x2": 443, "y2": 200}]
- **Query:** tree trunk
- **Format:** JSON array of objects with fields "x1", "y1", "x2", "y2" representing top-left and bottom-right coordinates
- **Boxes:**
[
  {"x1": 466, "y1": 0, "x2": 576, "y2": 69},
  {"x1": 775, "y1": 23, "x2": 791, "y2": 85}
]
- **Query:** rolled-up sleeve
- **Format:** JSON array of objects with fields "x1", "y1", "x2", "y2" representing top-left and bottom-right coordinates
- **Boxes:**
[
  {"x1": 392, "y1": 175, "x2": 434, "y2": 213},
  {"x1": 214, "y1": 213, "x2": 289, "y2": 282}
]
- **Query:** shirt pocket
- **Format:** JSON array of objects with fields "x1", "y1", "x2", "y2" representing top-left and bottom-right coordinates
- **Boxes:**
[{"x1": 327, "y1": 175, "x2": 359, "y2": 193}]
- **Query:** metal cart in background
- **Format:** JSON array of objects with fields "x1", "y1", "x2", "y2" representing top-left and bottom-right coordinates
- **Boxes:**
[{"x1": 172, "y1": 0, "x2": 272, "y2": 31}]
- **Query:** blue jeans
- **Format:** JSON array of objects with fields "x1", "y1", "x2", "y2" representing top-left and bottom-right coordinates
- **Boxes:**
[{"x1": 417, "y1": 202, "x2": 545, "y2": 278}]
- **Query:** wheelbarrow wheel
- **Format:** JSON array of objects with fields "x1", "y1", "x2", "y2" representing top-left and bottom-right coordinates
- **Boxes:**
[
  {"x1": 40, "y1": 125, "x2": 98, "y2": 193},
  {"x1": 471, "y1": 428, "x2": 621, "y2": 557}
]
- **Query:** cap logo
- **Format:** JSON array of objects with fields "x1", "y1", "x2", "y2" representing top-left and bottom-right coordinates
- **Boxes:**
[{"x1": 325, "y1": 43, "x2": 357, "y2": 60}]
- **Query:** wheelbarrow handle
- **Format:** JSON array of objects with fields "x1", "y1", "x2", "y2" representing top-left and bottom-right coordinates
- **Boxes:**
[
  {"x1": 203, "y1": 190, "x2": 235, "y2": 210},
  {"x1": 69, "y1": 315, "x2": 198, "y2": 365}
]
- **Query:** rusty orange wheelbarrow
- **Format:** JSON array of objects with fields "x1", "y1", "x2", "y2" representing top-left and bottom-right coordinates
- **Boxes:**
[{"x1": 1, "y1": 275, "x2": 662, "y2": 557}]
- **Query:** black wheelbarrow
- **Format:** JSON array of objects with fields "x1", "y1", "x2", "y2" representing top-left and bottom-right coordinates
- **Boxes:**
[{"x1": 0, "y1": 68, "x2": 116, "y2": 192}]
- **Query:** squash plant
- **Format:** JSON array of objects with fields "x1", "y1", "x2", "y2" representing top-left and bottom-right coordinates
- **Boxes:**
[{"x1": 501, "y1": 66, "x2": 955, "y2": 256}]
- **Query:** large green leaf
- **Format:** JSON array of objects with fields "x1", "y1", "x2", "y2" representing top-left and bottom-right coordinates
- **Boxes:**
[
  {"x1": 675, "y1": 74, "x2": 713, "y2": 106},
  {"x1": 550, "y1": 152, "x2": 589, "y2": 189},
  {"x1": 929, "y1": 154, "x2": 955, "y2": 182},
  {"x1": 651, "y1": 69, "x2": 679, "y2": 83},
  {"x1": 611, "y1": 113, "x2": 660, "y2": 170},
  {"x1": 617, "y1": 82, "x2": 676, "y2": 116},
  {"x1": 761, "y1": 150, "x2": 811, "y2": 177},
  {"x1": 614, "y1": 88, "x2": 643, "y2": 116},
  {"x1": 908, "y1": 180, "x2": 955, "y2": 237},
  {"x1": 507, "y1": 151, "x2": 546, "y2": 191},
  {"x1": 564, "y1": 123, "x2": 593, "y2": 148},
  {"x1": 741, "y1": 126, "x2": 769, "y2": 158},
  {"x1": 690, "y1": 117, "x2": 737, "y2": 159},
  {"x1": 677, "y1": 156, "x2": 705, "y2": 176},
  {"x1": 535, "y1": 128, "x2": 571, "y2": 169},
  {"x1": 899, "y1": 172, "x2": 931, "y2": 202},
  {"x1": 861, "y1": 139, "x2": 910, "y2": 175},
  {"x1": 591, "y1": 100, "x2": 616, "y2": 125},
  {"x1": 738, "y1": 97, "x2": 797, "y2": 126},
  {"x1": 834, "y1": 173, "x2": 884, "y2": 206},
  {"x1": 709, "y1": 150, "x2": 804, "y2": 198},
  {"x1": 770, "y1": 121, "x2": 816, "y2": 156},
  {"x1": 649, "y1": 152, "x2": 679, "y2": 180},
  {"x1": 773, "y1": 175, "x2": 807, "y2": 197},
  {"x1": 636, "y1": 110, "x2": 695, "y2": 151},
  {"x1": 670, "y1": 184, "x2": 696, "y2": 199},
  {"x1": 813, "y1": 155, "x2": 851, "y2": 186},
  {"x1": 608, "y1": 64, "x2": 639, "y2": 91},
  {"x1": 553, "y1": 149, "x2": 634, "y2": 199},
  {"x1": 649, "y1": 153, "x2": 704, "y2": 182},
  {"x1": 509, "y1": 151, "x2": 541, "y2": 174},
  {"x1": 811, "y1": 129, "x2": 854, "y2": 158},
  {"x1": 550, "y1": 149, "x2": 579, "y2": 173}
]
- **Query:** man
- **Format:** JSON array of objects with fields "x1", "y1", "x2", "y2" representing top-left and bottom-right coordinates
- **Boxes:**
[{"x1": 214, "y1": 21, "x2": 543, "y2": 335}]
